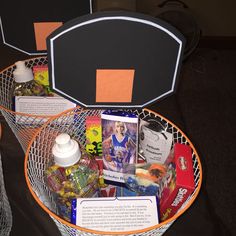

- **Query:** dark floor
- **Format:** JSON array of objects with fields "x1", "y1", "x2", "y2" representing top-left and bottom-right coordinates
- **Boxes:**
[{"x1": 0, "y1": 37, "x2": 235, "y2": 235}]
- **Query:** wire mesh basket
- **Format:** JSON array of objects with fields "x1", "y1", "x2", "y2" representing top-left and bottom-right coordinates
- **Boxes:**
[
  {"x1": 25, "y1": 107, "x2": 202, "y2": 236},
  {"x1": 0, "y1": 57, "x2": 79, "y2": 152},
  {"x1": 0, "y1": 151, "x2": 12, "y2": 236}
]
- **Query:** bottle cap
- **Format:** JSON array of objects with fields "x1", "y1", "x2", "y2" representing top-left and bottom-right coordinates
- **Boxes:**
[
  {"x1": 13, "y1": 61, "x2": 34, "y2": 83},
  {"x1": 52, "y1": 133, "x2": 81, "y2": 167}
]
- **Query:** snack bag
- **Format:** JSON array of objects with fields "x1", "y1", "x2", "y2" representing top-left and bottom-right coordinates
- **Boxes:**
[{"x1": 86, "y1": 116, "x2": 102, "y2": 156}]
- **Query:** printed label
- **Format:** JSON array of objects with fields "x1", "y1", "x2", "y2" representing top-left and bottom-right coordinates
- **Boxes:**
[
  {"x1": 72, "y1": 196, "x2": 159, "y2": 232},
  {"x1": 15, "y1": 96, "x2": 76, "y2": 124}
]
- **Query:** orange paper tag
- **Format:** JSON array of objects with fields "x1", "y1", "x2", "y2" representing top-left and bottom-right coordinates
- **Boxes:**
[
  {"x1": 34, "y1": 22, "x2": 63, "y2": 51},
  {"x1": 96, "y1": 69, "x2": 135, "y2": 103}
]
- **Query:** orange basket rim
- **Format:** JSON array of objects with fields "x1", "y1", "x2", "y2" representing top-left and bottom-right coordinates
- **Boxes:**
[{"x1": 24, "y1": 107, "x2": 203, "y2": 235}]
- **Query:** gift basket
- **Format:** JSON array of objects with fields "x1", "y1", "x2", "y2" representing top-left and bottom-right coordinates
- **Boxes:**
[
  {"x1": 23, "y1": 10, "x2": 202, "y2": 236},
  {"x1": 24, "y1": 107, "x2": 202, "y2": 236},
  {"x1": 0, "y1": 57, "x2": 77, "y2": 152}
]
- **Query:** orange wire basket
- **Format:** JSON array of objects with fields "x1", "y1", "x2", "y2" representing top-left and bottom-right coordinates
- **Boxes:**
[{"x1": 25, "y1": 107, "x2": 202, "y2": 236}]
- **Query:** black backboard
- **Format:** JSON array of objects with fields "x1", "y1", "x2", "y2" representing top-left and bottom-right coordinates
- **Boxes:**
[
  {"x1": 0, "y1": 0, "x2": 91, "y2": 55},
  {"x1": 47, "y1": 11, "x2": 185, "y2": 108}
]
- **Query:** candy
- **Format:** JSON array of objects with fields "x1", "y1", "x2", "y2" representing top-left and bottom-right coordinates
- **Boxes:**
[
  {"x1": 45, "y1": 134, "x2": 99, "y2": 222},
  {"x1": 125, "y1": 175, "x2": 160, "y2": 196},
  {"x1": 136, "y1": 163, "x2": 166, "y2": 184},
  {"x1": 45, "y1": 159, "x2": 99, "y2": 221},
  {"x1": 124, "y1": 163, "x2": 165, "y2": 196},
  {"x1": 45, "y1": 165, "x2": 66, "y2": 192}
]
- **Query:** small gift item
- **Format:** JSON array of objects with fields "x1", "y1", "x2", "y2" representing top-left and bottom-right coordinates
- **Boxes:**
[
  {"x1": 124, "y1": 163, "x2": 166, "y2": 196},
  {"x1": 159, "y1": 143, "x2": 195, "y2": 221},
  {"x1": 86, "y1": 116, "x2": 102, "y2": 156},
  {"x1": 139, "y1": 118, "x2": 173, "y2": 164}
]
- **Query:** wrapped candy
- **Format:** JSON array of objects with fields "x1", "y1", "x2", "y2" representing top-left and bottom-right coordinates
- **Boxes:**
[{"x1": 124, "y1": 163, "x2": 166, "y2": 196}]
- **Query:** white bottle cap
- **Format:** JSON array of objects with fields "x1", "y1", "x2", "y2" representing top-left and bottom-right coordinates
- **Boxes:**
[
  {"x1": 52, "y1": 133, "x2": 81, "y2": 167},
  {"x1": 13, "y1": 61, "x2": 34, "y2": 83}
]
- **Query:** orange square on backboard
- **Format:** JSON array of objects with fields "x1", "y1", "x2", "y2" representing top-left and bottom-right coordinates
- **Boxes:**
[
  {"x1": 96, "y1": 69, "x2": 135, "y2": 103},
  {"x1": 34, "y1": 22, "x2": 63, "y2": 51}
]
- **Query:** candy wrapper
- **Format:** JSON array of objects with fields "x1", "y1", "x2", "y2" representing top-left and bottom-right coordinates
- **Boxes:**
[
  {"x1": 99, "y1": 184, "x2": 117, "y2": 197},
  {"x1": 45, "y1": 152, "x2": 99, "y2": 221},
  {"x1": 124, "y1": 163, "x2": 166, "y2": 196},
  {"x1": 33, "y1": 65, "x2": 54, "y2": 95},
  {"x1": 86, "y1": 116, "x2": 102, "y2": 156}
]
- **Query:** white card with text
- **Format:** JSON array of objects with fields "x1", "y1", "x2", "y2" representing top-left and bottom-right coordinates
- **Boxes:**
[{"x1": 71, "y1": 196, "x2": 159, "y2": 232}]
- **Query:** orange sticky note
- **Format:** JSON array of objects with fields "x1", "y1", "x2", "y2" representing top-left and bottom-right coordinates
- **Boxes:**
[
  {"x1": 34, "y1": 22, "x2": 63, "y2": 51},
  {"x1": 96, "y1": 69, "x2": 135, "y2": 103}
]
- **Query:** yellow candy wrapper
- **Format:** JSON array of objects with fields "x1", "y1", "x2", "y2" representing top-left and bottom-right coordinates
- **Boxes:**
[
  {"x1": 33, "y1": 65, "x2": 49, "y2": 86},
  {"x1": 86, "y1": 116, "x2": 102, "y2": 156}
]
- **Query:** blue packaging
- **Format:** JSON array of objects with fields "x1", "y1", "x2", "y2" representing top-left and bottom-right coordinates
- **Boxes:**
[{"x1": 101, "y1": 110, "x2": 138, "y2": 184}]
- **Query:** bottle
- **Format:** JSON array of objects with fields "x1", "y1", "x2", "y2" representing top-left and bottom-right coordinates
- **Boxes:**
[
  {"x1": 45, "y1": 133, "x2": 99, "y2": 221},
  {"x1": 11, "y1": 61, "x2": 47, "y2": 97}
]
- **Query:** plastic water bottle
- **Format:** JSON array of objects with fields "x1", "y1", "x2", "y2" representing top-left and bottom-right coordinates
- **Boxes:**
[
  {"x1": 11, "y1": 61, "x2": 47, "y2": 97},
  {"x1": 45, "y1": 133, "x2": 99, "y2": 221}
]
